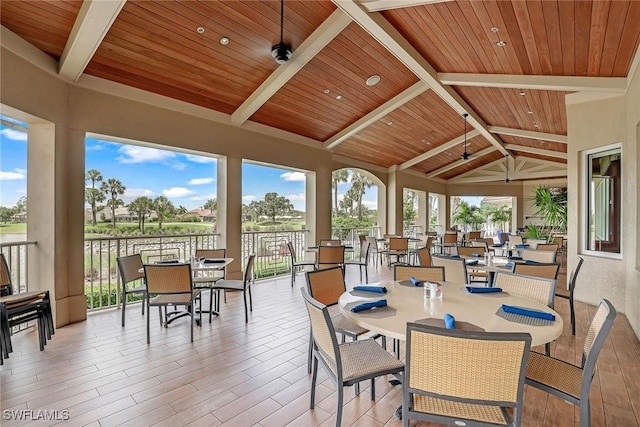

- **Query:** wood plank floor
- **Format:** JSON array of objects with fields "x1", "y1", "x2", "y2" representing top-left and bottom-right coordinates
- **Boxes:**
[{"x1": 1, "y1": 262, "x2": 639, "y2": 426}]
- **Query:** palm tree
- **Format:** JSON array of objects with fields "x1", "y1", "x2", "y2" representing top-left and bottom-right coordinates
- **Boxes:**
[
  {"x1": 129, "y1": 196, "x2": 153, "y2": 233},
  {"x1": 332, "y1": 169, "x2": 349, "y2": 217},
  {"x1": 101, "y1": 178, "x2": 126, "y2": 229},
  {"x1": 153, "y1": 196, "x2": 174, "y2": 230},
  {"x1": 489, "y1": 205, "x2": 512, "y2": 233},
  {"x1": 204, "y1": 198, "x2": 217, "y2": 211},
  {"x1": 351, "y1": 171, "x2": 374, "y2": 220},
  {"x1": 85, "y1": 169, "x2": 104, "y2": 226},
  {"x1": 452, "y1": 200, "x2": 480, "y2": 232}
]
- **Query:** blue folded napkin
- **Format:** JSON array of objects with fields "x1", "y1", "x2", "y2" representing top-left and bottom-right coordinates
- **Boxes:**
[
  {"x1": 525, "y1": 260, "x2": 540, "y2": 264},
  {"x1": 472, "y1": 253, "x2": 481, "y2": 257},
  {"x1": 203, "y1": 258, "x2": 226, "y2": 264},
  {"x1": 515, "y1": 244, "x2": 529, "y2": 248},
  {"x1": 466, "y1": 286, "x2": 503, "y2": 293},
  {"x1": 465, "y1": 259, "x2": 479, "y2": 265},
  {"x1": 353, "y1": 285, "x2": 387, "y2": 294},
  {"x1": 450, "y1": 255, "x2": 461, "y2": 259},
  {"x1": 444, "y1": 313, "x2": 456, "y2": 329},
  {"x1": 505, "y1": 262, "x2": 514, "y2": 269},
  {"x1": 351, "y1": 299, "x2": 387, "y2": 313},
  {"x1": 508, "y1": 256, "x2": 522, "y2": 260},
  {"x1": 491, "y1": 243, "x2": 503, "y2": 247},
  {"x1": 157, "y1": 259, "x2": 179, "y2": 264},
  {"x1": 409, "y1": 276, "x2": 422, "y2": 286},
  {"x1": 501, "y1": 304, "x2": 555, "y2": 321}
]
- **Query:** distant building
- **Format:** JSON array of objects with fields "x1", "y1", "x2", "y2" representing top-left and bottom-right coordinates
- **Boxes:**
[
  {"x1": 180, "y1": 208, "x2": 216, "y2": 222},
  {"x1": 11, "y1": 211, "x2": 26, "y2": 223}
]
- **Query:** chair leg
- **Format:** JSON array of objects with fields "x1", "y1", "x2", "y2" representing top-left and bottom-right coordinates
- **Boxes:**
[
  {"x1": 336, "y1": 386, "x2": 343, "y2": 427},
  {"x1": 190, "y1": 303, "x2": 194, "y2": 343},
  {"x1": 307, "y1": 331, "x2": 313, "y2": 374},
  {"x1": 146, "y1": 301, "x2": 151, "y2": 344},
  {"x1": 243, "y1": 292, "x2": 248, "y2": 323},
  {"x1": 364, "y1": 266, "x2": 368, "y2": 284},
  {"x1": 545, "y1": 342, "x2": 551, "y2": 356},
  {"x1": 209, "y1": 288, "x2": 214, "y2": 323},
  {"x1": 310, "y1": 355, "x2": 318, "y2": 409},
  {"x1": 291, "y1": 265, "x2": 295, "y2": 287},
  {"x1": 370, "y1": 378, "x2": 375, "y2": 400},
  {"x1": 248, "y1": 287, "x2": 253, "y2": 311},
  {"x1": 570, "y1": 298, "x2": 576, "y2": 336},
  {"x1": 121, "y1": 291, "x2": 127, "y2": 327},
  {"x1": 581, "y1": 399, "x2": 591, "y2": 427}
]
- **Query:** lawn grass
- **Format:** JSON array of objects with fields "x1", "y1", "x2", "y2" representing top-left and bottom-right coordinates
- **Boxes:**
[{"x1": 0, "y1": 223, "x2": 26, "y2": 233}]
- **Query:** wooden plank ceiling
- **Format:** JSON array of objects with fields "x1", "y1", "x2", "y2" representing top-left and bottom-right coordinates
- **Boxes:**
[{"x1": 2, "y1": 0, "x2": 639, "y2": 182}]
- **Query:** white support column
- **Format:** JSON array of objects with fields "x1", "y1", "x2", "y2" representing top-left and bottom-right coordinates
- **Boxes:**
[
  {"x1": 305, "y1": 171, "x2": 317, "y2": 259},
  {"x1": 417, "y1": 191, "x2": 427, "y2": 234},
  {"x1": 217, "y1": 156, "x2": 243, "y2": 279}
]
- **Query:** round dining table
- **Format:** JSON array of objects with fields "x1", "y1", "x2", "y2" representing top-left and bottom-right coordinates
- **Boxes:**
[{"x1": 338, "y1": 280, "x2": 563, "y2": 347}]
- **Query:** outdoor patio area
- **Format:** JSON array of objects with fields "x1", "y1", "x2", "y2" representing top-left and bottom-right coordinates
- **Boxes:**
[{"x1": 1, "y1": 264, "x2": 638, "y2": 427}]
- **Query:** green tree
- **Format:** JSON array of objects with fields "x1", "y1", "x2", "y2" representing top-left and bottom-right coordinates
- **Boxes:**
[
  {"x1": 15, "y1": 196, "x2": 27, "y2": 213},
  {"x1": 530, "y1": 186, "x2": 567, "y2": 233},
  {"x1": 101, "y1": 178, "x2": 126, "y2": 229},
  {"x1": 0, "y1": 206, "x2": 16, "y2": 223},
  {"x1": 128, "y1": 196, "x2": 153, "y2": 233},
  {"x1": 176, "y1": 205, "x2": 188, "y2": 216},
  {"x1": 332, "y1": 169, "x2": 349, "y2": 217},
  {"x1": 204, "y1": 198, "x2": 217, "y2": 211},
  {"x1": 153, "y1": 196, "x2": 174, "y2": 230},
  {"x1": 255, "y1": 192, "x2": 293, "y2": 224},
  {"x1": 403, "y1": 190, "x2": 417, "y2": 224},
  {"x1": 489, "y1": 205, "x2": 511, "y2": 232},
  {"x1": 85, "y1": 169, "x2": 104, "y2": 226},
  {"x1": 452, "y1": 200, "x2": 483, "y2": 232},
  {"x1": 351, "y1": 171, "x2": 373, "y2": 220}
]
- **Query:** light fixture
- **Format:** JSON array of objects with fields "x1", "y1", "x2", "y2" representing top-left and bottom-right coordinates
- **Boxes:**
[
  {"x1": 461, "y1": 113, "x2": 470, "y2": 161},
  {"x1": 196, "y1": 26, "x2": 205, "y2": 34},
  {"x1": 219, "y1": 37, "x2": 230, "y2": 45},
  {"x1": 504, "y1": 154, "x2": 510, "y2": 183},
  {"x1": 271, "y1": 0, "x2": 292, "y2": 64},
  {"x1": 366, "y1": 75, "x2": 381, "y2": 86},
  {"x1": 496, "y1": 40, "x2": 507, "y2": 47}
]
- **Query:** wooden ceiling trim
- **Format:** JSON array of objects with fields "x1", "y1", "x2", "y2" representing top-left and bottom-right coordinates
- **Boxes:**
[
  {"x1": 613, "y1": 1, "x2": 640, "y2": 76},
  {"x1": 501, "y1": 135, "x2": 566, "y2": 155},
  {"x1": 492, "y1": 0, "x2": 533, "y2": 75},
  {"x1": 439, "y1": 72, "x2": 627, "y2": 92},
  {"x1": 557, "y1": 0, "x2": 576, "y2": 76},
  {"x1": 587, "y1": 1, "x2": 611, "y2": 76},
  {"x1": 466, "y1": 1, "x2": 512, "y2": 73},
  {"x1": 599, "y1": 1, "x2": 631, "y2": 77},
  {"x1": 399, "y1": 129, "x2": 481, "y2": 170},
  {"x1": 542, "y1": 1, "x2": 564, "y2": 76},
  {"x1": 504, "y1": 144, "x2": 566, "y2": 160},
  {"x1": 488, "y1": 126, "x2": 566, "y2": 144},
  {"x1": 454, "y1": 1, "x2": 503, "y2": 73},
  {"x1": 362, "y1": 0, "x2": 452, "y2": 13},
  {"x1": 511, "y1": 152, "x2": 567, "y2": 165},
  {"x1": 436, "y1": 149, "x2": 503, "y2": 180},
  {"x1": 426, "y1": 146, "x2": 496, "y2": 178},
  {"x1": 521, "y1": 1, "x2": 552, "y2": 74}
]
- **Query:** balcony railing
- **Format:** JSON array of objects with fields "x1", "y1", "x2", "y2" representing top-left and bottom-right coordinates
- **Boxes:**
[
  {"x1": 0, "y1": 240, "x2": 37, "y2": 294},
  {"x1": 240, "y1": 229, "x2": 308, "y2": 279}
]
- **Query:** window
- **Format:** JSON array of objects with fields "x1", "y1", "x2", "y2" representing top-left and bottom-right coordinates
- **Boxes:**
[{"x1": 585, "y1": 145, "x2": 621, "y2": 255}]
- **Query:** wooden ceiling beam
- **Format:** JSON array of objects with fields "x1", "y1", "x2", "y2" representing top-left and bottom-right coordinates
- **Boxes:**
[
  {"x1": 451, "y1": 169, "x2": 565, "y2": 184},
  {"x1": 398, "y1": 129, "x2": 480, "y2": 170},
  {"x1": 505, "y1": 144, "x2": 567, "y2": 160},
  {"x1": 59, "y1": 0, "x2": 126, "y2": 82},
  {"x1": 231, "y1": 9, "x2": 351, "y2": 126},
  {"x1": 488, "y1": 126, "x2": 567, "y2": 144},
  {"x1": 360, "y1": 0, "x2": 452, "y2": 12},
  {"x1": 324, "y1": 82, "x2": 428, "y2": 150},
  {"x1": 438, "y1": 73, "x2": 627, "y2": 93},
  {"x1": 426, "y1": 146, "x2": 495, "y2": 177},
  {"x1": 333, "y1": 0, "x2": 509, "y2": 156}
]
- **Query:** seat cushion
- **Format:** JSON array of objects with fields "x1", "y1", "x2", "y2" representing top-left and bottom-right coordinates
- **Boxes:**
[
  {"x1": 212, "y1": 280, "x2": 244, "y2": 291},
  {"x1": 336, "y1": 339, "x2": 404, "y2": 382},
  {"x1": 412, "y1": 394, "x2": 509, "y2": 425},
  {"x1": 526, "y1": 351, "x2": 582, "y2": 399},
  {"x1": 149, "y1": 293, "x2": 194, "y2": 306}
]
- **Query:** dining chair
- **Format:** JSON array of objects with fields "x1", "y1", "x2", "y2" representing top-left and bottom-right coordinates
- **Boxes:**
[
  {"x1": 415, "y1": 246, "x2": 432, "y2": 266},
  {"x1": 394, "y1": 265, "x2": 444, "y2": 282},
  {"x1": 386, "y1": 237, "x2": 409, "y2": 267},
  {"x1": 431, "y1": 255, "x2": 468, "y2": 284},
  {"x1": 523, "y1": 249, "x2": 557, "y2": 263},
  {"x1": 287, "y1": 242, "x2": 316, "y2": 287},
  {"x1": 319, "y1": 239, "x2": 341, "y2": 246},
  {"x1": 194, "y1": 248, "x2": 226, "y2": 322},
  {"x1": 316, "y1": 245, "x2": 345, "y2": 271},
  {"x1": 211, "y1": 254, "x2": 256, "y2": 323},
  {"x1": 440, "y1": 232, "x2": 458, "y2": 255},
  {"x1": 512, "y1": 262, "x2": 560, "y2": 280},
  {"x1": 509, "y1": 234, "x2": 524, "y2": 246},
  {"x1": 304, "y1": 266, "x2": 386, "y2": 373},
  {"x1": 551, "y1": 236, "x2": 566, "y2": 267},
  {"x1": 344, "y1": 240, "x2": 370, "y2": 283},
  {"x1": 492, "y1": 271, "x2": 556, "y2": 355},
  {"x1": 403, "y1": 322, "x2": 531, "y2": 427},
  {"x1": 116, "y1": 254, "x2": 147, "y2": 327},
  {"x1": 525, "y1": 299, "x2": 616, "y2": 427},
  {"x1": 556, "y1": 256, "x2": 584, "y2": 335},
  {"x1": 365, "y1": 236, "x2": 383, "y2": 267},
  {"x1": 143, "y1": 262, "x2": 200, "y2": 344},
  {"x1": 536, "y1": 243, "x2": 559, "y2": 253},
  {"x1": 301, "y1": 288, "x2": 404, "y2": 427}
]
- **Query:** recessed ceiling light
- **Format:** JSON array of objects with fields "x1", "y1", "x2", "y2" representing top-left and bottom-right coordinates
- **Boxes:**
[
  {"x1": 496, "y1": 40, "x2": 507, "y2": 47},
  {"x1": 527, "y1": 111, "x2": 533, "y2": 114},
  {"x1": 335, "y1": 95, "x2": 342, "y2": 100},
  {"x1": 219, "y1": 37, "x2": 230, "y2": 45},
  {"x1": 519, "y1": 92, "x2": 526, "y2": 96},
  {"x1": 491, "y1": 27, "x2": 499, "y2": 33},
  {"x1": 387, "y1": 121, "x2": 393, "y2": 126},
  {"x1": 324, "y1": 89, "x2": 330, "y2": 94},
  {"x1": 196, "y1": 27, "x2": 205, "y2": 34},
  {"x1": 366, "y1": 75, "x2": 381, "y2": 86}
]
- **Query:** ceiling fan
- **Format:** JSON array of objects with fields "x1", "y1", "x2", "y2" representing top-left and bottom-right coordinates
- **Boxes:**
[
  {"x1": 271, "y1": 0, "x2": 292, "y2": 64},
  {"x1": 461, "y1": 113, "x2": 470, "y2": 161}
]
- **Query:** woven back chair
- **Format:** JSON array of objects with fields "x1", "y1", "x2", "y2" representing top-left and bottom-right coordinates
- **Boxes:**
[
  {"x1": 116, "y1": 254, "x2": 147, "y2": 327},
  {"x1": 194, "y1": 248, "x2": 226, "y2": 322},
  {"x1": 301, "y1": 288, "x2": 404, "y2": 427},
  {"x1": 317, "y1": 245, "x2": 345, "y2": 271},
  {"x1": 365, "y1": 236, "x2": 383, "y2": 267},
  {"x1": 522, "y1": 249, "x2": 556, "y2": 263},
  {"x1": 467, "y1": 231, "x2": 482, "y2": 241},
  {"x1": 526, "y1": 299, "x2": 616, "y2": 427},
  {"x1": 441, "y1": 232, "x2": 458, "y2": 255},
  {"x1": 211, "y1": 254, "x2": 255, "y2": 323},
  {"x1": 432, "y1": 255, "x2": 468, "y2": 284},
  {"x1": 556, "y1": 257, "x2": 584, "y2": 335},
  {"x1": 469, "y1": 240, "x2": 489, "y2": 254},
  {"x1": 286, "y1": 242, "x2": 315, "y2": 287},
  {"x1": 344, "y1": 240, "x2": 370, "y2": 283},
  {"x1": 536, "y1": 244, "x2": 559, "y2": 252},
  {"x1": 415, "y1": 247, "x2": 432, "y2": 266},
  {"x1": 403, "y1": 323, "x2": 531, "y2": 426},
  {"x1": 512, "y1": 263, "x2": 560, "y2": 280},
  {"x1": 319, "y1": 239, "x2": 341, "y2": 246},
  {"x1": 509, "y1": 234, "x2": 524, "y2": 245},
  {"x1": 492, "y1": 271, "x2": 556, "y2": 308},
  {"x1": 306, "y1": 265, "x2": 346, "y2": 307},
  {"x1": 387, "y1": 237, "x2": 409, "y2": 267},
  {"x1": 456, "y1": 246, "x2": 484, "y2": 257},
  {"x1": 143, "y1": 263, "x2": 198, "y2": 343},
  {"x1": 0, "y1": 254, "x2": 12, "y2": 297},
  {"x1": 550, "y1": 236, "x2": 566, "y2": 266},
  {"x1": 394, "y1": 265, "x2": 444, "y2": 282}
]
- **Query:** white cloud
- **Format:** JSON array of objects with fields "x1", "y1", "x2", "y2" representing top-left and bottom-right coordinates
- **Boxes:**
[
  {"x1": 117, "y1": 145, "x2": 175, "y2": 164},
  {"x1": 242, "y1": 195, "x2": 256, "y2": 203},
  {"x1": 280, "y1": 171, "x2": 305, "y2": 182},
  {"x1": 14, "y1": 168, "x2": 26, "y2": 174},
  {"x1": 188, "y1": 177, "x2": 214, "y2": 185},
  {"x1": 0, "y1": 170, "x2": 25, "y2": 181},
  {"x1": 362, "y1": 200, "x2": 377, "y2": 207},
  {"x1": 85, "y1": 144, "x2": 105, "y2": 152},
  {"x1": 163, "y1": 187, "x2": 195, "y2": 197},
  {"x1": 286, "y1": 193, "x2": 305, "y2": 201},
  {"x1": 0, "y1": 128, "x2": 27, "y2": 141},
  {"x1": 184, "y1": 154, "x2": 216, "y2": 164},
  {"x1": 172, "y1": 162, "x2": 187, "y2": 171},
  {"x1": 124, "y1": 188, "x2": 154, "y2": 198},
  {"x1": 190, "y1": 193, "x2": 216, "y2": 202}
]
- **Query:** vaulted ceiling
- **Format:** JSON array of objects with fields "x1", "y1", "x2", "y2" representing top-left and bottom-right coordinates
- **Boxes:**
[{"x1": 2, "y1": 0, "x2": 639, "y2": 183}]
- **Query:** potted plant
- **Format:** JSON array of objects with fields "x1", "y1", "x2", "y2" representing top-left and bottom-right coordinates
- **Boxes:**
[{"x1": 529, "y1": 186, "x2": 568, "y2": 240}]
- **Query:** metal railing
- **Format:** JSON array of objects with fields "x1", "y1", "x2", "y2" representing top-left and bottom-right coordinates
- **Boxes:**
[
  {"x1": 240, "y1": 229, "x2": 308, "y2": 279},
  {"x1": 0, "y1": 240, "x2": 37, "y2": 294},
  {"x1": 331, "y1": 226, "x2": 380, "y2": 250},
  {"x1": 85, "y1": 233, "x2": 218, "y2": 310}
]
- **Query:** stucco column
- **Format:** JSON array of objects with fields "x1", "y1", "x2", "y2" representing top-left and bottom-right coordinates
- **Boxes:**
[
  {"x1": 417, "y1": 191, "x2": 427, "y2": 234},
  {"x1": 305, "y1": 172, "x2": 316, "y2": 257},
  {"x1": 315, "y1": 169, "x2": 332, "y2": 243},
  {"x1": 387, "y1": 168, "x2": 403, "y2": 235},
  {"x1": 28, "y1": 123, "x2": 87, "y2": 326},
  {"x1": 217, "y1": 156, "x2": 243, "y2": 279}
]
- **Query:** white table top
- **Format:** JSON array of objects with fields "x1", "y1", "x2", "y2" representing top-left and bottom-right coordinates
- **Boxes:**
[
  {"x1": 139, "y1": 258, "x2": 233, "y2": 273},
  {"x1": 338, "y1": 280, "x2": 563, "y2": 347}
]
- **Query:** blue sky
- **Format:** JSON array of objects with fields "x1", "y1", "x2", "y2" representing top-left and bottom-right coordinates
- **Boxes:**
[{"x1": 0, "y1": 120, "x2": 378, "y2": 211}]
